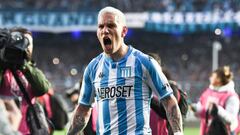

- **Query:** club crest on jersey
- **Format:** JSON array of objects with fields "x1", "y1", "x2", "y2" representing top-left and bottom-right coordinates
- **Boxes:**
[{"x1": 120, "y1": 67, "x2": 131, "y2": 78}]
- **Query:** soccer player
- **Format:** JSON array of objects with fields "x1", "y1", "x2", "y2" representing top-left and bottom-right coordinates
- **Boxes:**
[{"x1": 67, "y1": 6, "x2": 183, "y2": 135}]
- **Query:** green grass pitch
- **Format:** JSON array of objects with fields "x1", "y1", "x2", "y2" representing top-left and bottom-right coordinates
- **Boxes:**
[{"x1": 53, "y1": 127, "x2": 200, "y2": 135}]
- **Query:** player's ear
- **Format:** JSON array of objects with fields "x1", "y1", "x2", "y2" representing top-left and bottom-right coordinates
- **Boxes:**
[{"x1": 121, "y1": 26, "x2": 128, "y2": 37}]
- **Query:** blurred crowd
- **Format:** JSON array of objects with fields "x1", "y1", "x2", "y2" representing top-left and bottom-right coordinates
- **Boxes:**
[
  {"x1": 131, "y1": 32, "x2": 240, "y2": 101},
  {"x1": 30, "y1": 31, "x2": 240, "y2": 102},
  {"x1": 0, "y1": 0, "x2": 239, "y2": 12}
]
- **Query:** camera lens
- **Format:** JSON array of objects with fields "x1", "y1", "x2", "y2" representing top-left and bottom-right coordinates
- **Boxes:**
[
  {"x1": 11, "y1": 32, "x2": 24, "y2": 42},
  {"x1": 10, "y1": 32, "x2": 29, "y2": 50}
]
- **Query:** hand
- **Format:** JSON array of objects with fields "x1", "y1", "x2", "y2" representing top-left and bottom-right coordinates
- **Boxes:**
[
  {"x1": 208, "y1": 102, "x2": 218, "y2": 116},
  {"x1": 189, "y1": 103, "x2": 197, "y2": 112},
  {"x1": 20, "y1": 60, "x2": 30, "y2": 70},
  {"x1": 19, "y1": 60, "x2": 36, "y2": 72}
]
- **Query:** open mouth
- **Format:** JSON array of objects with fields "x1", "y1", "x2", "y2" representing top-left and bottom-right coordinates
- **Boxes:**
[{"x1": 103, "y1": 37, "x2": 112, "y2": 46}]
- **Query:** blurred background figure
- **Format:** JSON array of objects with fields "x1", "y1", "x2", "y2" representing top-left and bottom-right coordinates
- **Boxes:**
[
  {"x1": 0, "y1": 98, "x2": 22, "y2": 135},
  {"x1": 66, "y1": 81, "x2": 81, "y2": 110},
  {"x1": 148, "y1": 52, "x2": 188, "y2": 135},
  {"x1": 66, "y1": 79, "x2": 96, "y2": 135},
  {"x1": 190, "y1": 66, "x2": 239, "y2": 135},
  {"x1": 37, "y1": 88, "x2": 69, "y2": 133}
]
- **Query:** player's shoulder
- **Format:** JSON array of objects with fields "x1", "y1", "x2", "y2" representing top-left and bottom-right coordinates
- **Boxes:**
[
  {"x1": 131, "y1": 47, "x2": 153, "y2": 65},
  {"x1": 131, "y1": 47, "x2": 148, "y2": 59},
  {"x1": 86, "y1": 53, "x2": 104, "y2": 70}
]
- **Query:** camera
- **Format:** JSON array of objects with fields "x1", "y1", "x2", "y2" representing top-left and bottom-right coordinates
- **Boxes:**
[{"x1": 0, "y1": 28, "x2": 29, "y2": 67}]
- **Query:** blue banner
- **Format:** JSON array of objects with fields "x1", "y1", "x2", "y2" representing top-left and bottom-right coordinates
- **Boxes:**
[
  {"x1": 1, "y1": 10, "x2": 240, "y2": 33},
  {"x1": 145, "y1": 11, "x2": 240, "y2": 33},
  {"x1": 0, "y1": 11, "x2": 98, "y2": 33}
]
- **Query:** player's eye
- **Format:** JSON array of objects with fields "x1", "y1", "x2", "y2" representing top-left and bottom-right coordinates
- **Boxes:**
[
  {"x1": 107, "y1": 24, "x2": 116, "y2": 29},
  {"x1": 98, "y1": 25, "x2": 104, "y2": 29}
]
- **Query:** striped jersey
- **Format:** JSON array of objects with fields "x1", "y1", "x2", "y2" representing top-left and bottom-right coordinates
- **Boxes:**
[{"x1": 79, "y1": 46, "x2": 173, "y2": 135}]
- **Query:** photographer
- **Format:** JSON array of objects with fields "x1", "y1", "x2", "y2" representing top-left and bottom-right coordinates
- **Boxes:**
[{"x1": 0, "y1": 27, "x2": 52, "y2": 135}]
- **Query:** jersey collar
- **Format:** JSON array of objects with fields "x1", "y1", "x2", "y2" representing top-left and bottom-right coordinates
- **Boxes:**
[{"x1": 104, "y1": 45, "x2": 132, "y2": 64}]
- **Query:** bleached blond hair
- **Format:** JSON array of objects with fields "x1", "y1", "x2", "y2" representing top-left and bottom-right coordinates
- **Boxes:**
[{"x1": 98, "y1": 6, "x2": 126, "y2": 26}]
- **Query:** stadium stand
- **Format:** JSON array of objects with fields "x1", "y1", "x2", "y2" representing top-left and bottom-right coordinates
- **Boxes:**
[{"x1": 0, "y1": 0, "x2": 239, "y2": 12}]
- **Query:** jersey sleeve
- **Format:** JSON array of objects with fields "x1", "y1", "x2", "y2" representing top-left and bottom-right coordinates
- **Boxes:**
[
  {"x1": 78, "y1": 65, "x2": 95, "y2": 107},
  {"x1": 145, "y1": 57, "x2": 173, "y2": 100}
]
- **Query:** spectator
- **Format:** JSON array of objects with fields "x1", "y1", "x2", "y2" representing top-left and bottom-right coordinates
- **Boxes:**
[{"x1": 191, "y1": 66, "x2": 239, "y2": 135}]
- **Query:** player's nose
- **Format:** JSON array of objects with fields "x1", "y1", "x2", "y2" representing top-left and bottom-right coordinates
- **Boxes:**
[{"x1": 102, "y1": 26, "x2": 110, "y2": 34}]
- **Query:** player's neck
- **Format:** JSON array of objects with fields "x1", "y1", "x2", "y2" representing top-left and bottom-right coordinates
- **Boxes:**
[{"x1": 109, "y1": 44, "x2": 128, "y2": 62}]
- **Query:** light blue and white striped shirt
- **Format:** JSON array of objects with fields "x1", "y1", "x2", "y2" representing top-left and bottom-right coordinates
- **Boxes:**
[{"x1": 79, "y1": 46, "x2": 173, "y2": 135}]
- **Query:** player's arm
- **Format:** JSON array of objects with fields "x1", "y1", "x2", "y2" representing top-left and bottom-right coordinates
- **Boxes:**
[
  {"x1": 67, "y1": 104, "x2": 92, "y2": 135},
  {"x1": 162, "y1": 94, "x2": 183, "y2": 135},
  {"x1": 67, "y1": 61, "x2": 96, "y2": 135},
  {"x1": 143, "y1": 55, "x2": 183, "y2": 134}
]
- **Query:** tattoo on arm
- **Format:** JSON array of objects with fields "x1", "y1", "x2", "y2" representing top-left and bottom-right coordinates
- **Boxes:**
[
  {"x1": 162, "y1": 95, "x2": 183, "y2": 133},
  {"x1": 67, "y1": 105, "x2": 92, "y2": 135}
]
